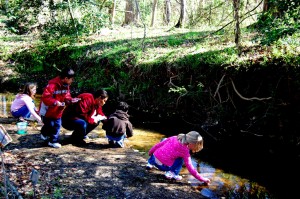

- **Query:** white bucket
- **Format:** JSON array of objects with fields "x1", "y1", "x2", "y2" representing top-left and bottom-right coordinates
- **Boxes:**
[{"x1": 16, "y1": 121, "x2": 28, "y2": 135}]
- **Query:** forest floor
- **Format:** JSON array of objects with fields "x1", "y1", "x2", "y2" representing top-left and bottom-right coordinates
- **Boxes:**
[{"x1": 0, "y1": 120, "x2": 209, "y2": 199}]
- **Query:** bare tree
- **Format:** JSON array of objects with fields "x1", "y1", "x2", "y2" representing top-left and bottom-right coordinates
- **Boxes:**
[
  {"x1": 123, "y1": 0, "x2": 134, "y2": 26},
  {"x1": 175, "y1": 0, "x2": 186, "y2": 28},
  {"x1": 150, "y1": 0, "x2": 158, "y2": 27},
  {"x1": 109, "y1": 0, "x2": 117, "y2": 25},
  {"x1": 67, "y1": 0, "x2": 78, "y2": 37},
  {"x1": 233, "y1": 0, "x2": 241, "y2": 55},
  {"x1": 164, "y1": 0, "x2": 171, "y2": 25},
  {"x1": 134, "y1": 0, "x2": 140, "y2": 24}
]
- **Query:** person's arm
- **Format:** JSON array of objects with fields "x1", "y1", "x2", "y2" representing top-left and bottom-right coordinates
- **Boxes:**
[
  {"x1": 23, "y1": 96, "x2": 42, "y2": 123},
  {"x1": 125, "y1": 121, "x2": 133, "y2": 138},
  {"x1": 64, "y1": 89, "x2": 79, "y2": 105},
  {"x1": 75, "y1": 96, "x2": 96, "y2": 124},
  {"x1": 42, "y1": 84, "x2": 59, "y2": 106},
  {"x1": 183, "y1": 154, "x2": 210, "y2": 184}
]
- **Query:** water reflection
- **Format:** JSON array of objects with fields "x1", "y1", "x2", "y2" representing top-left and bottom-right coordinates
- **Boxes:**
[
  {"x1": 0, "y1": 93, "x2": 274, "y2": 198},
  {"x1": 124, "y1": 128, "x2": 273, "y2": 198},
  {"x1": 0, "y1": 94, "x2": 8, "y2": 117}
]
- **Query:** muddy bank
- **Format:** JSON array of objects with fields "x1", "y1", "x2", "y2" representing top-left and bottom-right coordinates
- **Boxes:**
[{"x1": 0, "y1": 121, "x2": 209, "y2": 199}]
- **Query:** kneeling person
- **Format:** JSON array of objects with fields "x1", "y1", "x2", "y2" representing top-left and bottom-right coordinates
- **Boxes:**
[{"x1": 103, "y1": 101, "x2": 133, "y2": 148}]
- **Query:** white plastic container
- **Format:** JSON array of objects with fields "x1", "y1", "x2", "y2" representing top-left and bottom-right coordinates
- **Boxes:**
[{"x1": 16, "y1": 121, "x2": 28, "y2": 135}]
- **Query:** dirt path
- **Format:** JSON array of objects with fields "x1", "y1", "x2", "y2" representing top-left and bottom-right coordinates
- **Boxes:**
[{"x1": 1, "y1": 121, "x2": 208, "y2": 199}]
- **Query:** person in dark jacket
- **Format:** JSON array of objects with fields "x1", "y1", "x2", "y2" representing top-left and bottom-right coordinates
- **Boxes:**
[
  {"x1": 102, "y1": 101, "x2": 133, "y2": 148},
  {"x1": 62, "y1": 89, "x2": 108, "y2": 145}
]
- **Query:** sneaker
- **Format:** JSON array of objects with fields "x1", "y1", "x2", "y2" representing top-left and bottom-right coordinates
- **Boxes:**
[
  {"x1": 83, "y1": 135, "x2": 90, "y2": 140},
  {"x1": 146, "y1": 163, "x2": 154, "y2": 170},
  {"x1": 40, "y1": 134, "x2": 49, "y2": 141},
  {"x1": 115, "y1": 140, "x2": 124, "y2": 148},
  {"x1": 165, "y1": 171, "x2": 182, "y2": 181},
  {"x1": 48, "y1": 142, "x2": 62, "y2": 148}
]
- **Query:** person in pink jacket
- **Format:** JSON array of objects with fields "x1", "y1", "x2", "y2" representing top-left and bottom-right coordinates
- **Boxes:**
[
  {"x1": 39, "y1": 68, "x2": 78, "y2": 148},
  {"x1": 147, "y1": 131, "x2": 211, "y2": 183}
]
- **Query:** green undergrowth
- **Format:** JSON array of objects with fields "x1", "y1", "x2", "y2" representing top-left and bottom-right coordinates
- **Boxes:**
[{"x1": 1, "y1": 25, "x2": 300, "y2": 129}]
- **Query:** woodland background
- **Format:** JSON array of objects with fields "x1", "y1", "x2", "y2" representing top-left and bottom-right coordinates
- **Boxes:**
[{"x1": 0, "y1": 0, "x2": 299, "y2": 183}]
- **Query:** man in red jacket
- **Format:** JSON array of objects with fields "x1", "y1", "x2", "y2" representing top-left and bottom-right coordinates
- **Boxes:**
[
  {"x1": 39, "y1": 68, "x2": 78, "y2": 148},
  {"x1": 62, "y1": 89, "x2": 108, "y2": 145}
]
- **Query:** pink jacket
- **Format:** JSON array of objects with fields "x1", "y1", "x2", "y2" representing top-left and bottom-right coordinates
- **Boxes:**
[{"x1": 149, "y1": 136, "x2": 207, "y2": 182}]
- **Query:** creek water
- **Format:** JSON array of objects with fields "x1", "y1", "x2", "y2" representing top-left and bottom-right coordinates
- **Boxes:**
[{"x1": 0, "y1": 93, "x2": 278, "y2": 198}]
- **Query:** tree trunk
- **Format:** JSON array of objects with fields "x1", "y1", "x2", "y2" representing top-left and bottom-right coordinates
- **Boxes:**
[
  {"x1": 134, "y1": 0, "x2": 140, "y2": 24},
  {"x1": 110, "y1": 0, "x2": 117, "y2": 25},
  {"x1": 123, "y1": 0, "x2": 134, "y2": 26},
  {"x1": 164, "y1": 0, "x2": 171, "y2": 25},
  {"x1": 263, "y1": 0, "x2": 268, "y2": 12},
  {"x1": 175, "y1": 0, "x2": 186, "y2": 28},
  {"x1": 233, "y1": 0, "x2": 241, "y2": 55},
  {"x1": 5, "y1": 0, "x2": 8, "y2": 13},
  {"x1": 67, "y1": 0, "x2": 78, "y2": 37},
  {"x1": 150, "y1": 0, "x2": 158, "y2": 27}
]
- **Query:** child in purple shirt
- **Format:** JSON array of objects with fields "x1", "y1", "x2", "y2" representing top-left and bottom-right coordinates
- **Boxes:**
[{"x1": 147, "y1": 131, "x2": 210, "y2": 183}]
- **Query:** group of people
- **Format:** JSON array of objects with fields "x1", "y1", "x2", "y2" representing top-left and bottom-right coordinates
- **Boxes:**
[
  {"x1": 10, "y1": 67, "x2": 210, "y2": 184},
  {"x1": 10, "y1": 67, "x2": 133, "y2": 149}
]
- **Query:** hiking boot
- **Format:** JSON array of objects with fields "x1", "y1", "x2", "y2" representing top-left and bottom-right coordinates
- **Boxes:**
[
  {"x1": 146, "y1": 163, "x2": 154, "y2": 170},
  {"x1": 48, "y1": 142, "x2": 62, "y2": 148},
  {"x1": 165, "y1": 171, "x2": 182, "y2": 181},
  {"x1": 40, "y1": 134, "x2": 49, "y2": 141}
]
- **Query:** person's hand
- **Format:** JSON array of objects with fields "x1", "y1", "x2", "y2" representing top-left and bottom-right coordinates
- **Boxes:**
[
  {"x1": 72, "y1": 98, "x2": 81, "y2": 103},
  {"x1": 56, "y1": 101, "x2": 65, "y2": 106},
  {"x1": 97, "y1": 115, "x2": 107, "y2": 121},
  {"x1": 202, "y1": 178, "x2": 210, "y2": 185}
]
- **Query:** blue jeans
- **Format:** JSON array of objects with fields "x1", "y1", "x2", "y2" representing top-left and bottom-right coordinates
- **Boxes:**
[
  {"x1": 106, "y1": 134, "x2": 126, "y2": 147},
  {"x1": 148, "y1": 154, "x2": 184, "y2": 175},
  {"x1": 11, "y1": 105, "x2": 31, "y2": 118},
  {"x1": 62, "y1": 118, "x2": 98, "y2": 140},
  {"x1": 41, "y1": 116, "x2": 61, "y2": 143}
]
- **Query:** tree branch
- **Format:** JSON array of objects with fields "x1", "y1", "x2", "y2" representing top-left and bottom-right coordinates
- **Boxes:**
[{"x1": 230, "y1": 78, "x2": 272, "y2": 101}]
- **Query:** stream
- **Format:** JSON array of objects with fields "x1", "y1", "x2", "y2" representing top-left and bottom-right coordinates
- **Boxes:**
[{"x1": 0, "y1": 93, "x2": 279, "y2": 198}]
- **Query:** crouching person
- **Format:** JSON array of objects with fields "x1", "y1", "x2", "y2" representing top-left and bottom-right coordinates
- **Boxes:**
[
  {"x1": 102, "y1": 101, "x2": 133, "y2": 148},
  {"x1": 62, "y1": 89, "x2": 109, "y2": 145}
]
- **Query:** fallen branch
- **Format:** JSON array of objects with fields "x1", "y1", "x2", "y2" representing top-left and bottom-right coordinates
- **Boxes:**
[{"x1": 230, "y1": 78, "x2": 272, "y2": 101}]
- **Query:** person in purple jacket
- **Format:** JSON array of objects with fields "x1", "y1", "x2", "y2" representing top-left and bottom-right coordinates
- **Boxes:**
[{"x1": 147, "y1": 131, "x2": 211, "y2": 183}]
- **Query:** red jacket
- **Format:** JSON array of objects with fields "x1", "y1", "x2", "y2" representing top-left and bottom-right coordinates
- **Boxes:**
[
  {"x1": 62, "y1": 93, "x2": 105, "y2": 124},
  {"x1": 39, "y1": 76, "x2": 72, "y2": 119}
]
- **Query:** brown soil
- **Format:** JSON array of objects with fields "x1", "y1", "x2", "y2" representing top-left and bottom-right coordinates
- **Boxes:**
[{"x1": 1, "y1": 121, "x2": 208, "y2": 199}]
